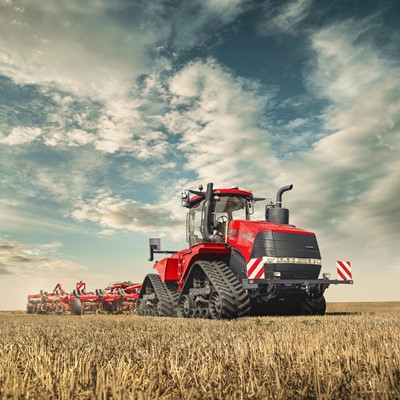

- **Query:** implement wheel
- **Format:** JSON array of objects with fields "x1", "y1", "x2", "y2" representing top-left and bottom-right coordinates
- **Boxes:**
[{"x1": 71, "y1": 298, "x2": 83, "y2": 315}]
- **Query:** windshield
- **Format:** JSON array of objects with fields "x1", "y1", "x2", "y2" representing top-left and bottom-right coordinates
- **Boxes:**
[
  {"x1": 213, "y1": 195, "x2": 248, "y2": 221},
  {"x1": 186, "y1": 195, "x2": 250, "y2": 246}
]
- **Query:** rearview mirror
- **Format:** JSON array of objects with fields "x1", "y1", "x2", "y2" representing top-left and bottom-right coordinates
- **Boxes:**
[{"x1": 181, "y1": 191, "x2": 190, "y2": 208}]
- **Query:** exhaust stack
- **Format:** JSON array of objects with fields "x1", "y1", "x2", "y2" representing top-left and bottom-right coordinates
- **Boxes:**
[
  {"x1": 203, "y1": 183, "x2": 224, "y2": 243},
  {"x1": 266, "y1": 184, "x2": 293, "y2": 225}
]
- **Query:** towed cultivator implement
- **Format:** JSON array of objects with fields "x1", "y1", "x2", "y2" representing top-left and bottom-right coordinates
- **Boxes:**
[
  {"x1": 26, "y1": 281, "x2": 141, "y2": 315},
  {"x1": 27, "y1": 283, "x2": 70, "y2": 315}
]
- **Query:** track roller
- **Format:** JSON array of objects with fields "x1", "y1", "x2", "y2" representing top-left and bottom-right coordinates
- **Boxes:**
[{"x1": 177, "y1": 294, "x2": 195, "y2": 318}]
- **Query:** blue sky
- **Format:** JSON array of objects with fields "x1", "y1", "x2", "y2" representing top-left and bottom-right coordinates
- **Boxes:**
[{"x1": 1, "y1": 0, "x2": 399, "y2": 309}]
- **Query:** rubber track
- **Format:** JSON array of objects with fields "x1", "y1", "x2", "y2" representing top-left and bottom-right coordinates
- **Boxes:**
[
  {"x1": 147, "y1": 274, "x2": 176, "y2": 317},
  {"x1": 199, "y1": 261, "x2": 251, "y2": 319},
  {"x1": 164, "y1": 281, "x2": 179, "y2": 317}
]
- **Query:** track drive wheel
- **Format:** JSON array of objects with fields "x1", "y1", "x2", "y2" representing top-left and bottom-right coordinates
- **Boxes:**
[
  {"x1": 301, "y1": 295, "x2": 326, "y2": 315},
  {"x1": 71, "y1": 298, "x2": 83, "y2": 315}
]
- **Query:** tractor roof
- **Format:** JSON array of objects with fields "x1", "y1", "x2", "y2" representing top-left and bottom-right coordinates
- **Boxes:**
[{"x1": 188, "y1": 187, "x2": 253, "y2": 208}]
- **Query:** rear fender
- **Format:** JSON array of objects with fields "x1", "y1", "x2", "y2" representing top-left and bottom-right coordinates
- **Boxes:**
[
  {"x1": 153, "y1": 257, "x2": 179, "y2": 282},
  {"x1": 178, "y1": 242, "x2": 231, "y2": 290}
]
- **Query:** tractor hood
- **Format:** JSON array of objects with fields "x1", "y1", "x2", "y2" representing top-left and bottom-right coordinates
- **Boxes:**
[{"x1": 227, "y1": 220, "x2": 322, "y2": 280}]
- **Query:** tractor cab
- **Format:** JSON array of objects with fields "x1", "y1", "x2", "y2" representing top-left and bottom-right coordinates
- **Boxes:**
[{"x1": 182, "y1": 185, "x2": 253, "y2": 246}]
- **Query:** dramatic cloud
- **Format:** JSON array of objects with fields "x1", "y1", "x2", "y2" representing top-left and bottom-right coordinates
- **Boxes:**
[
  {"x1": 0, "y1": 238, "x2": 87, "y2": 277},
  {"x1": 1, "y1": 1, "x2": 399, "y2": 306}
]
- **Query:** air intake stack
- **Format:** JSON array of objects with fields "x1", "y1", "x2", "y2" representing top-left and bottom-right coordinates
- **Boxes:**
[{"x1": 266, "y1": 184, "x2": 293, "y2": 225}]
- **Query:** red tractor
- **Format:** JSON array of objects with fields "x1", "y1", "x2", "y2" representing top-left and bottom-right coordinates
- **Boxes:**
[{"x1": 136, "y1": 183, "x2": 352, "y2": 319}]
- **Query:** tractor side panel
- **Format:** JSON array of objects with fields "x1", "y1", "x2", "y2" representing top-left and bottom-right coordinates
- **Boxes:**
[{"x1": 153, "y1": 257, "x2": 179, "y2": 282}]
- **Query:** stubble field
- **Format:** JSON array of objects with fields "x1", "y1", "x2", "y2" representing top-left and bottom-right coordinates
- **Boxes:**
[{"x1": 0, "y1": 302, "x2": 399, "y2": 399}]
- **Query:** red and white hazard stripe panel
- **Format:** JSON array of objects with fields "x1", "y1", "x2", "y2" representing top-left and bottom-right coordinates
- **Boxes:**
[
  {"x1": 336, "y1": 261, "x2": 352, "y2": 280},
  {"x1": 247, "y1": 258, "x2": 265, "y2": 279}
]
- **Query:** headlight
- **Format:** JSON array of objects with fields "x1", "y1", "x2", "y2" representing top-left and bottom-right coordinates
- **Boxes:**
[{"x1": 323, "y1": 273, "x2": 331, "y2": 279}]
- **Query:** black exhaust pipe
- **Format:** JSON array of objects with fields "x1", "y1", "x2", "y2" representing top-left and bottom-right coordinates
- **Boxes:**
[
  {"x1": 203, "y1": 182, "x2": 224, "y2": 243},
  {"x1": 276, "y1": 184, "x2": 293, "y2": 208},
  {"x1": 266, "y1": 184, "x2": 293, "y2": 225}
]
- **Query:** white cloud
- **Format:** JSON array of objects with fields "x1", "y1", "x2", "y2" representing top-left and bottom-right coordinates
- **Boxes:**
[
  {"x1": 72, "y1": 190, "x2": 182, "y2": 238},
  {"x1": 205, "y1": 0, "x2": 249, "y2": 21},
  {"x1": 37, "y1": 241, "x2": 62, "y2": 250},
  {"x1": 97, "y1": 229, "x2": 116, "y2": 237},
  {"x1": 44, "y1": 129, "x2": 96, "y2": 147},
  {"x1": 164, "y1": 0, "x2": 251, "y2": 49},
  {"x1": 259, "y1": 0, "x2": 313, "y2": 35},
  {"x1": 287, "y1": 118, "x2": 308, "y2": 129},
  {"x1": 93, "y1": 93, "x2": 168, "y2": 158},
  {"x1": 166, "y1": 59, "x2": 278, "y2": 189},
  {"x1": 0, "y1": 126, "x2": 42, "y2": 145},
  {"x1": 309, "y1": 20, "x2": 386, "y2": 104}
]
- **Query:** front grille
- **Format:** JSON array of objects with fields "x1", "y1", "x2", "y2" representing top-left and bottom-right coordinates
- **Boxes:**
[
  {"x1": 251, "y1": 231, "x2": 321, "y2": 279},
  {"x1": 251, "y1": 231, "x2": 321, "y2": 259}
]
